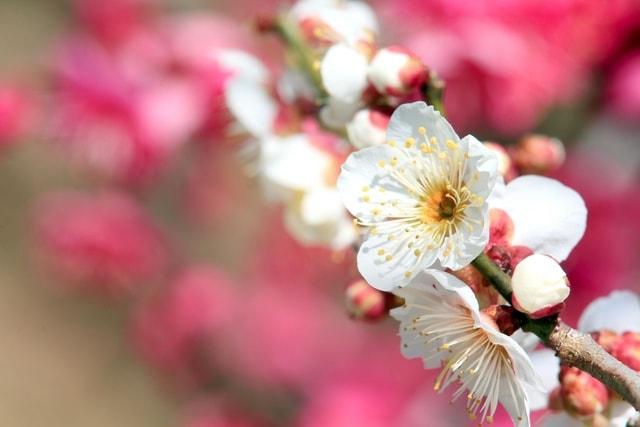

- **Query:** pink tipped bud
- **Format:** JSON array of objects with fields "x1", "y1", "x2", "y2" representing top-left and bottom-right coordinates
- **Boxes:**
[
  {"x1": 512, "y1": 134, "x2": 565, "y2": 175},
  {"x1": 511, "y1": 254, "x2": 570, "y2": 319},
  {"x1": 559, "y1": 366, "x2": 609, "y2": 418},
  {"x1": 345, "y1": 279, "x2": 388, "y2": 321},
  {"x1": 346, "y1": 108, "x2": 390, "y2": 148},
  {"x1": 481, "y1": 305, "x2": 522, "y2": 335},
  {"x1": 614, "y1": 332, "x2": 640, "y2": 371},
  {"x1": 484, "y1": 142, "x2": 517, "y2": 181},
  {"x1": 367, "y1": 46, "x2": 427, "y2": 97}
]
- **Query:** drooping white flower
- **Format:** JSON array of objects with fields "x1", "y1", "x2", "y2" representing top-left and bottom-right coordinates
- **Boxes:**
[
  {"x1": 338, "y1": 101, "x2": 498, "y2": 290},
  {"x1": 488, "y1": 175, "x2": 587, "y2": 262},
  {"x1": 528, "y1": 290, "x2": 640, "y2": 426},
  {"x1": 392, "y1": 270, "x2": 542, "y2": 426}
]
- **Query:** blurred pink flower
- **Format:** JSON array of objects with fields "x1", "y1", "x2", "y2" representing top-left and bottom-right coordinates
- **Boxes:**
[
  {"x1": 606, "y1": 51, "x2": 640, "y2": 121},
  {"x1": 180, "y1": 397, "x2": 262, "y2": 427},
  {"x1": 131, "y1": 265, "x2": 236, "y2": 387},
  {"x1": 72, "y1": 0, "x2": 154, "y2": 46},
  {"x1": 382, "y1": 0, "x2": 639, "y2": 134},
  {"x1": 33, "y1": 191, "x2": 170, "y2": 296},
  {"x1": 0, "y1": 83, "x2": 32, "y2": 147},
  {"x1": 49, "y1": 12, "x2": 255, "y2": 184}
]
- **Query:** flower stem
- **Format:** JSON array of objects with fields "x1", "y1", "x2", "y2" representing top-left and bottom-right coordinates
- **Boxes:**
[
  {"x1": 272, "y1": 17, "x2": 328, "y2": 101},
  {"x1": 471, "y1": 252, "x2": 640, "y2": 411}
]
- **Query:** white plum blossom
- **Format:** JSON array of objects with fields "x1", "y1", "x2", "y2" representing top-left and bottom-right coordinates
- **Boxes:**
[
  {"x1": 392, "y1": 270, "x2": 542, "y2": 427},
  {"x1": 224, "y1": 53, "x2": 356, "y2": 249},
  {"x1": 528, "y1": 291, "x2": 640, "y2": 427},
  {"x1": 489, "y1": 175, "x2": 587, "y2": 262},
  {"x1": 367, "y1": 46, "x2": 427, "y2": 97},
  {"x1": 338, "y1": 101, "x2": 498, "y2": 290}
]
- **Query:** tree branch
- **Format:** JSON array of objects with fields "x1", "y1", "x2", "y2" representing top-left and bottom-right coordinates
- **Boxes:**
[
  {"x1": 547, "y1": 322, "x2": 640, "y2": 410},
  {"x1": 471, "y1": 253, "x2": 640, "y2": 411}
]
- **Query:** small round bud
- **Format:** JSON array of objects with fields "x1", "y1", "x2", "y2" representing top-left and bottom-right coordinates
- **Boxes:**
[
  {"x1": 511, "y1": 254, "x2": 570, "y2": 319},
  {"x1": 512, "y1": 134, "x2": 565, "y2": 175},
  {"x1": 559, "y1": 366, "x2": 609, "y2": 418},
  {"x1": 367, "y1": 46, "x2": 427, "y2": 97},
  {"x1": 346, "y1": 108, "x2": 390, "y2": 149},
  {"x1": 614, "y1": 332, "x2": 640, "y2": 371},
  {"x1": 484, "y1": 142, "x2": 517, "y2": 181},
  {"x1": 345, "y1": 279, "x2": 387, "y2": 321}
]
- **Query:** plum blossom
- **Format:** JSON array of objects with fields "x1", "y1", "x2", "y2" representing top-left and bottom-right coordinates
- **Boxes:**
[
  {"x1": 528, "y1": 291, "x2": 640, "y2": 426},
  {"x1": 488, "y1": 175, "x2": 587, "y2": 263},
  {"x1": 33, "y1": 191, "x2": 170, "y2": 296},
  {"x1": 392, "y1": 270, "x2": 542, "y2": 426},
  {"x1": 338, "y1": 101, "x2": 498, "y2": 290}
]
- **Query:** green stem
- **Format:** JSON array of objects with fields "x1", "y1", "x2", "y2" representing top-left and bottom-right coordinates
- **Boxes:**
[
  {"x1": 273, "y1": 17, "x2": 327, "y2": 101},
  {"x1": 423, "y1": 71, "x2": 446, "y2": 115}
]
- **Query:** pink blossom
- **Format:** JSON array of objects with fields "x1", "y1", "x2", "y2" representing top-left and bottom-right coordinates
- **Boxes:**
[
  {"x1": 606, "y1": 51, "x2": 640, "y2": 121},
  {"x1": 382, "y1": 0, "x2": 639, "y2": 134},
  {"x1": 72, "y1": 0, "x2": 154, "y2": 47},
  {"x1": 0, "y1": 83, "x2": 32, "y2": 147},
  {"x1": 33, "y1": 191, "x2": 170, "y2": 296},
  {"x1": 131, "y1": 265, "x2": 236, "y2": 387}
]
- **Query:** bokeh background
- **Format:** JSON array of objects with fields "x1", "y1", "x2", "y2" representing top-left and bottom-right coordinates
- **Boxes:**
[{"x1": 1, "y1": 0, "x2": 639, "y2": 426}]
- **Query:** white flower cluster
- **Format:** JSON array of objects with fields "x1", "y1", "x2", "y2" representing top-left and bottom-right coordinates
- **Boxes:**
[
  {"x1": 221, "y1": 1, "x2": 611, "y2": 426},
  {"x1": 336, "y1": 98, "x2": 588, "y2": 425}
]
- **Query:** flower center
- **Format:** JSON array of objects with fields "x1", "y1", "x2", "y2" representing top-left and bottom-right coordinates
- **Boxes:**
[{"x1": 420, "y1": 186, "x2": 469, "y2": 226}]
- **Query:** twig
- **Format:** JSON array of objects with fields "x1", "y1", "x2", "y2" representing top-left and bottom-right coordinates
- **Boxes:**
[{"x1": 472, "y1": 253, "x2": 640, "y2": 411}]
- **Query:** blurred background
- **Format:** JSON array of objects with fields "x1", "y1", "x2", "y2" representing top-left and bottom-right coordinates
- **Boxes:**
[{"x1": 0, "y1": 0, "x2": 639, "y2": 426}]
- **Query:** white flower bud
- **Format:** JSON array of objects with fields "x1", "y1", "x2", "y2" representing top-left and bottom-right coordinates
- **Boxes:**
[
  {"x1": 367, "y1": 46, "x2": 426, "y2": 97},
  {"x1": 511, "y1": 254, "x2": 570, "y2": 319},
  {"x1": 346, "y1": 108, "x2": 389, "y2": 148}
]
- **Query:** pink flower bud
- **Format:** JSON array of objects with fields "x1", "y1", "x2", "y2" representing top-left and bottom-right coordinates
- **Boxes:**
[
  {"x1": 346, "y1": 108, "x2": 390, "y2": 148},
  {"x1": 559, "y1": 366, "x2": 609, "y2": 418},
  {"x1": 512, "y1": 134, "x2": 565, "y2": 175},
  {"x1": 484, "y1": 142, "x2": 517, "y2": 181},
  {"x1": 345, "y1": 279, "x2": 388, "y2": 321},
  {"x1": 614, "y1": 332, "x2": 640, "y2": 371},
  {"x1": 367, "y1": 46, "x2": 427, "y2": 97},
  {"x1": 298, "y1": 17, "x2": 342, "y2": 48},
  {"x1": 591, "y1": 330, "x2": 622, "y2": 355},
  {"x1": 511, "y1": 254, "x2": 570, "y2": 319}
]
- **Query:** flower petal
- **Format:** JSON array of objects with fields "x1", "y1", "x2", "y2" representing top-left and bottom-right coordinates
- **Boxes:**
[
  {"x1": 321, "y1": 44, "x2": 368, "y2": 103},
  {"x1": 578, "y1": 290, "x2": 640, "y2": 334},
  {"x1": 493, "y1": 175, "x2": 587, "y2": 261},
  {"x1": 263, "y1": 134, "x2": 333, "y2": 192},
  {"x1": 225, "y1": 77, "x2": 277, "y2": 138},
  {"x1": 526, "y1": 349, "x2": 560, "y2": 411},
  {"x1": 386, "y1": 101, "x2": 459, "y2": 148}
]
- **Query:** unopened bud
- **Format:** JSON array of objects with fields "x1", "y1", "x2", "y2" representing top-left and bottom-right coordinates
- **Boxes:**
[
  {"x1": 345, "y1": 279, "x2": 387, "y2": 321},
  {"x1": 559, "y1": 366, "x2": 609, "y2": 418},
  {"x1": 511, "y1": 254, "x2": 570, "y2": 319},
  {"x1": 367, "y1": 46, "x2": 427, "y2": 97},
  {"x1": 481, "y1": 305, "x2": 522, "y2": 335},
  {"x1": 512, "y1": 134, "x2": 565, "y2": 175},
  {"x1": 484, "y1": 142, "x2": 517, "y2": 181},
  {"x1": 346, "y1": 108, "x2": 390, "y2": 148},
  {"x1": 614, "y1": 332, "x2": 640, "y2": 371}
]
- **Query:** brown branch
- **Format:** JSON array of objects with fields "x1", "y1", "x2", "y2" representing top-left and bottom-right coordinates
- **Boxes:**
[
  {"x1": 471, "y1": 253, "x2": 640, "y2": 411},
  {"x1": 547, "y1": 322, "x2": 640, "y2": 411}
]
